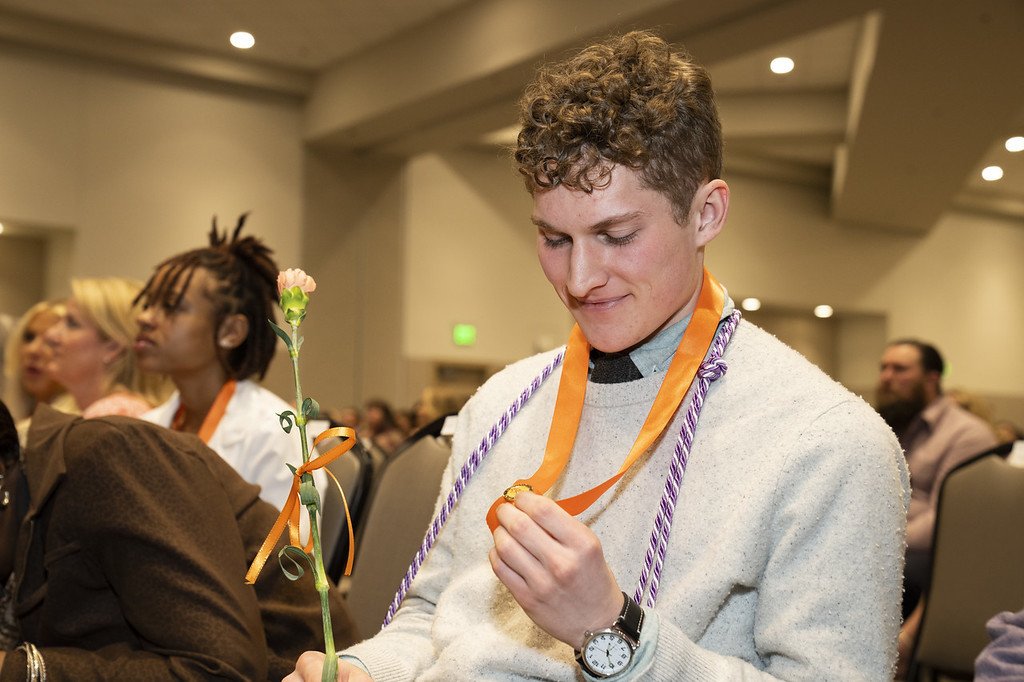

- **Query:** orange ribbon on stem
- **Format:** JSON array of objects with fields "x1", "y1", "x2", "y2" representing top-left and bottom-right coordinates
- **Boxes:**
[{"x1": 245, "y1": 426, "x2": 357, "y2": 584}]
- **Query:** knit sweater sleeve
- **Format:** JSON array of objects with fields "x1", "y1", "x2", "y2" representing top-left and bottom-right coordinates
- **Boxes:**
[{"x1": 636, "y1": 400, "x2": 909, "y2": 681}]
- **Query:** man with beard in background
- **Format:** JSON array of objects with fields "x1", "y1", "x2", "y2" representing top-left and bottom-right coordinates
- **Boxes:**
[{"x1": 876, "y1": 339, "x2": 996, "y2": 667}]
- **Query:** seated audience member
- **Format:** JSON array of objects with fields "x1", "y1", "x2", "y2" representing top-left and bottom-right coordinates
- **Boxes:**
[
  {"x1": 287, "y1": 31, "x2": 908, "y2": 681},
  {"x1": 359, "y1": 399, "x2": 405, "y2": 454},
  {"x1": 976, "y1": 608, "x2": 1024, "y2": 681},
  {"x1": 134, "y1": 216, "x2": 325, "y2": 515},
  {"x1": 876, "y1": 340, "x2": 998, "y2": 671},
  {"x1": 44, "y1": 278, "x2": 171, "y2": 418},
  {"x1": 0, "y1": 400, "x2": 355, "y2": 680},
  {"x1": 876, "y1": 342, "x2": 997, "y2": 596},
  {"x1": 328, "y1": 405, "x2": 361, "y2": 430},
  {"x1": 2, "y1": 302, "x2": 77, "y2": 442}
]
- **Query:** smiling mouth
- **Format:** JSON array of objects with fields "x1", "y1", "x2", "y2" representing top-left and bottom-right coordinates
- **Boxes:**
[{"x1": 575, "y1": 295, "x2": 626, "y2": 311}]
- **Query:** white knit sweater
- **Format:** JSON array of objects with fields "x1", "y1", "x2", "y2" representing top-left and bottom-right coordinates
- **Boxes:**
[{"x1": 345, "y1": 320, "x2": 910, "y2": 681}]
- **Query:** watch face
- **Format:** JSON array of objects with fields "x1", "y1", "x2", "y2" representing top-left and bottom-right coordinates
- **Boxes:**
[{"x1": 583, "y1": 631, "x2": 632, "y2": 676}]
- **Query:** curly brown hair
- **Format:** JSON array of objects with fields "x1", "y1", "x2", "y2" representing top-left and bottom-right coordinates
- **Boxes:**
[
  {"x1": 514, "y1": 31, "x2": 722, "y2": 221},
  {"x1": 135, "y1": 214, "x2": 280, "y2": 381}
]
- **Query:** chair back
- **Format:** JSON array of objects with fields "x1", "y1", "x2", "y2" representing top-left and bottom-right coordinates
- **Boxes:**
[
  {"x1": 344, "y1": 432, "x2": 451, "y2": 639},
  {"x1": 317, "y1": 437, "x2": 374, "y2": 581},
  {"x1": 911, "y1": 452, "x2": 1024, "y2": 678}
]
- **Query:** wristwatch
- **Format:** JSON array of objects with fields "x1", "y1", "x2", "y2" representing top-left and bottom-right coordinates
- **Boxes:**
[{"x1": 575, "y1": 592, "x2": 645, "y2": 678}]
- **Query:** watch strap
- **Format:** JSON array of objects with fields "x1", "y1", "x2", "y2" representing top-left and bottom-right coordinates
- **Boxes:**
[{"x1": 614, "y1": 591, "x2": 644, "y2": 643}]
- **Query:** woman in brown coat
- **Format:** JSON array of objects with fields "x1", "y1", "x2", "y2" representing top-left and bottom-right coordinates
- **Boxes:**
[{"x1": 0, "y1": 401, "x2": 355, "y2": 680}]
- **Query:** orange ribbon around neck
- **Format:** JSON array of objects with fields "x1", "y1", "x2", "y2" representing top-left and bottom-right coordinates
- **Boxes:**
[
  {"x1": 245, "y1": 426, "x2": 357, "y2": 585},
  {"x1": 171, "y1": 379, "x2": 237, "y2": 443},
  {"x1": 485, "y1": 268, "x2": 726, "y2": 532}
]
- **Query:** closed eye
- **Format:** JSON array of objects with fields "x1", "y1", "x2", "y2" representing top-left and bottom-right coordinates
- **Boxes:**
[
  {"x1": 603, "y1": 231, "x2": 638, "y2": 246},
  {"x1": 539, "y1": 230, "x2": 570, "y2": 248}
]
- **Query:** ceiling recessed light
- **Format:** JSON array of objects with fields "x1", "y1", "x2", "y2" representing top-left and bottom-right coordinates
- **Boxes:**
[
  {"x1": 741, "y1": 297, "x2": 762, "y2": 312},
  {"x1": 0, "y1": 222, "x2": 5, "y2": 235},
  {"x1": 230, "y1": 31, "x2": 255, "y2": 50},
  {"x1": 813, "y1": 304, "x2": 834, "y2": 319},
  {"x1": 981, "y1": 165, "x2": 1004, "y2": 181},
  {"x1": 1006, "y1": 136, "x2": 1024, "y2": 153},
  {"x1": 770, "y1": 57, "x2": 794, "y2": 74}
]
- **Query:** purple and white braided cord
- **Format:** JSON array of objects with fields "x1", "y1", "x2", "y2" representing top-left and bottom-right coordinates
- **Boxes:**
[
  {"x1": 383, "y1": 350, "x2": 566, "y2": 626},
  {"x1": 634, "y1": 310, "x2": 740, "y2": 608},
  {"x1": 382, "y1": 310, "x2": 741, "y2": 627}
]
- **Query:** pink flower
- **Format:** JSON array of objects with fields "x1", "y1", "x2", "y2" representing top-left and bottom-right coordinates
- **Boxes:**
[{"x1": 277, "y1": 268, "x2": 317, "y2": 297}]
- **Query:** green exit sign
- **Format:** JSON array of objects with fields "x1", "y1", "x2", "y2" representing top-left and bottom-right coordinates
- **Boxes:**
[{"x1": 452, "y1": 323, "x2": 477, "y2": 346}]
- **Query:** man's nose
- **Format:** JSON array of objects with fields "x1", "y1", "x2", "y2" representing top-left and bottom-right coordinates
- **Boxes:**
[{"x1": 566, "y1": 243, "x2": 607, "y2": 298}]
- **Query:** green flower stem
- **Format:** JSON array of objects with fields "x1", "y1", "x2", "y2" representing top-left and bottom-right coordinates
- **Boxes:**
[
  {"x1": 305, "y1": 498, "x2": 338, "y2": 682},
  {"x1": 289, "y1": 321, "x2": 337, "y2": 682},
  {"x1": 290, "y1": 323, "x2": 311, "y2": 465}
]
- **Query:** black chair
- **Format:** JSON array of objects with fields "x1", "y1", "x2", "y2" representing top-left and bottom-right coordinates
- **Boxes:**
[
  {"x1": 342, "y1": 417, "x2": 452, "y2": 638},
  {"x1": 906, "y1": 450, "x2": 1024, "y2": 681},
  {"x1": 317, "y1": 437, "x2": 375, "y2": 583}
]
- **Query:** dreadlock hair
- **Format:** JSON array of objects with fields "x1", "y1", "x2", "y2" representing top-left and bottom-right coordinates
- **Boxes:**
[{"x1": 135, "y1": 213, "x2": 280, "y2": 381}]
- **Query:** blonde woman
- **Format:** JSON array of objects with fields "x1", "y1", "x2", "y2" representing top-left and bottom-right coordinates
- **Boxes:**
[
  {"x1": 45, "y1": 278, "x2": 171, "y2": 418},
  {"x1": 2, "y1": 301, "x2": 70, "y2": 421}
]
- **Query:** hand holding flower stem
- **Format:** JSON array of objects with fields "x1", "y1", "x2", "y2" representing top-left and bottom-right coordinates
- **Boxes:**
[{"x1": 273, "y1": 268, "x2": 339, "y2": 682}]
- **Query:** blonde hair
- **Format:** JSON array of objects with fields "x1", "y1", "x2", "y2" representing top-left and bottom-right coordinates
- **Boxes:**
[
  {"x1": 2, "y1": 300, "x2": 67, "y2": 420},
  {"x1": 70, "y1": 277, "x2": 173, "y2": 407}
]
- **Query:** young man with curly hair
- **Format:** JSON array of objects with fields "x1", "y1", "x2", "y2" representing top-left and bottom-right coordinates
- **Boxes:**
[{"x1": 289, "y1": 31, "x2": 909, "y2": 681}]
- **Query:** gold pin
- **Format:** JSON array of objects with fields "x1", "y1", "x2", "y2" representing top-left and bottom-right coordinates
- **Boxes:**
[{"x1": 502, "y1": 483, "x2": 533, "y2": 503}]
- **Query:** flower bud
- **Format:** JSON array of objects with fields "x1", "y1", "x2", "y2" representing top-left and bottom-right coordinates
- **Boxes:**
[{"x1": 277, "y1": 268, "x2": 316, "y2": 325}]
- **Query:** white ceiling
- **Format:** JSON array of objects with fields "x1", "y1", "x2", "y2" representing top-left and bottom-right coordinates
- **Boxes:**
[{"x1": 1, "y1": 0, "x2": 1021, "y2": 230}]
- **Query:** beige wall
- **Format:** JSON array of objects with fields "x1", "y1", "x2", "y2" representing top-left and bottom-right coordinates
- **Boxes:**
[
  {"x1": 281, "y1": 149, "x2": 406, "y2": 411},
  {"x1": 0, "y1": 50, "x2": 305, "y2": 291},
  {"x1": 0, "y1": 235, "x2": 47, "y2": 318},
  {"x1": 403, "y1": 152, "x2": 572, "y2": 364},
  {"x1": 1, "y1": 48, "x2": 1021, "y2": 426}
]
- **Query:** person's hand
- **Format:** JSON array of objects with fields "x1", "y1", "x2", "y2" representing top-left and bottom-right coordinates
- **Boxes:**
[
  {"x1": 488, "y1": 491, "x2": 623, "y2": 648},
  {"x1": 282, "y1": 651, "x2": 373, "y2": 682}
]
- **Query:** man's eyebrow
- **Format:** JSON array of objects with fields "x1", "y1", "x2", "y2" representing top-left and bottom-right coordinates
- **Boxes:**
[{"x1": 531, "y1": 210, "x2": 645, "y2": 232}]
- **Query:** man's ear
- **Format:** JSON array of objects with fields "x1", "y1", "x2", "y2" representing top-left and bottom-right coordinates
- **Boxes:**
[
  {"x1": 694, "y1": 179, "x2": 729, "y2": 248},
  {"x1": 217, "y1": 314, "x2": 250, "y2": 350}
]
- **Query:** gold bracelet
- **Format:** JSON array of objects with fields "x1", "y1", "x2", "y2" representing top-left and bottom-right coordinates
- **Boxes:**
[{"x1": 18, "y1": 642, "x2": 46, "y2": 682}]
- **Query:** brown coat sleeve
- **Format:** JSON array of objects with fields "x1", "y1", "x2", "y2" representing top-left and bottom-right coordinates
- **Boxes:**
[{"x1": 3, "y1": 418, "x2": 268, "y2": 681}]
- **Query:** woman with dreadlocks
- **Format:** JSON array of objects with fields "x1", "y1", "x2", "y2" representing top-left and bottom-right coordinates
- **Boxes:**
[{"x1": 133, "y1": 214, "x2": 325, "y2": 516}]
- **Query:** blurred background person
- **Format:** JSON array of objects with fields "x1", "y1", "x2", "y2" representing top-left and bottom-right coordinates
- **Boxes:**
[
  {"x1": 876, "y1": 338, "x2": 997, "y2": 673},
  {"x1": 2, "y1": 302, "x2": 73, "y2": 422},
  {"x1": 359, "y1": 398, "x2": 405, "y2": 454},
  {"x1": 134, "y1": 216, "x2": 325, "y2": 517},
  {"x1": 44, "y1": 278, "x2": 170, "y2": 419}
]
